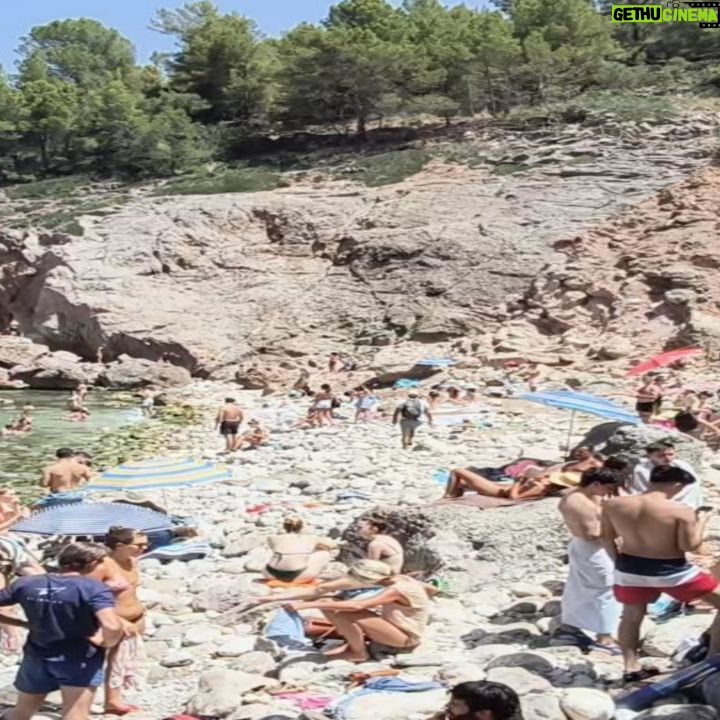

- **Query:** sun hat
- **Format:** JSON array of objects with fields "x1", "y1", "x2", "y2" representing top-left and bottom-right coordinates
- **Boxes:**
[{"x1": 348, "y1": 559, "x2": 393, "y2": 583}]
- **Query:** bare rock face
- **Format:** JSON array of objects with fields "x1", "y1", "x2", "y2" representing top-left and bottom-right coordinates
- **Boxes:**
[
  {"x1": 511, "y1": 166, "x2": 720, "y2": 362},
  {"x1": 0, "y1": 338, "x2": 50, "y2": 369},
  {"x1": 99, "y1": 355, "x2": 192, "y2": 389},
  {"x1": 0, "y1": 117, "x2": 713, "y2": 375},
  {"x1": 9, "y1": 351, "x2": 101, "y2": 389}
]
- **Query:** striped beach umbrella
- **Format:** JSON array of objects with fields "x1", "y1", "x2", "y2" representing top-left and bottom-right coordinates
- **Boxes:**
[
  {"x1": 13, "y1": 502, "x2": 172, "y2": 536},
  {"x1": 86, "y1": 457, "x2": 232, "y2": 493}
]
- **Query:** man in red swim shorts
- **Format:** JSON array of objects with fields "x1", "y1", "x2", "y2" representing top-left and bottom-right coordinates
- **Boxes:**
[{"x1": 602, "y1": 465, "x2": 720, "y2": 683}]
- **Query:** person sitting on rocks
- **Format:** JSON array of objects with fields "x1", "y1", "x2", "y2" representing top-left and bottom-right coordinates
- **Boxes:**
[
  {"x1": 291, "y1": 407, "x2": 321, "y2": 430},
  {"x1": 674, "y1": 411, "x2": 720, "y2": 449},
  {"x1": 328, "y1": 352, "x2": 342, "y2": 373},
  {"x1": 358, "y1": 517, "x2": 404, "y2": 574},
  {"x1": 561, "y1": 446, "x2": 604, "y2": 473},
  {"x1": 264, "y1": 517, "x2": 337, "y2": 585},
  {"x1": 429, "y1": 680, "x2": 524, "y2": 720},
  {"x1": 443, "y1": 466, "x2": 573, "y2": 502},
  {"x1": 237, "y1": 419, "x2": 270, "y2": 450},
  {"x1": 427, "y1": 390, "x2": 443, "y2": 410},
  {"x1": 284, "y1": 559, "x2": 431, "y2": 663}
]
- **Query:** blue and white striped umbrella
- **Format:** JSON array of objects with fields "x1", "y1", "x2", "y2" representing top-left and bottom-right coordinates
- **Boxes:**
[
  {"x1": 13, "y1": 502, "x2": 172, "y2": 536},
  {"x1": 517, "y1": 390, "x2": 640, "y2": 424},
  {"x1": 87, "y1": 457, "x2": 232, "y2": 493},
  {"x1": 415, "y1": 358, "x2": 457, "y2": 367}
]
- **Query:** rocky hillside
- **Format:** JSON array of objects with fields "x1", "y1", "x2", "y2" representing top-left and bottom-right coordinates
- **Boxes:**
[
  {"x1": 0, "y1": 113, "x2": 717, "y2": 381},
  {"x1": 505, "y1": 166, "x2": 720, "y2": 363}
]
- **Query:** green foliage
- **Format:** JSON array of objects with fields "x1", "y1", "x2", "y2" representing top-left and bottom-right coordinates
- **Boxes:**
[
  {"x1": 4, "y1": 175, "x2": 89, "y2": 199},
  {"x1": 577, "y1": 91, "x2": 678, "y2": 122},
  {"x1": 0, "y1": 0, "x2": 712, "y2": 188},
  {"x1": 336, "y1": 148, "x2": 429, "y2": 186},
  {"x1": 156, "y1": 166, "x2": 284, "y2": 195}
]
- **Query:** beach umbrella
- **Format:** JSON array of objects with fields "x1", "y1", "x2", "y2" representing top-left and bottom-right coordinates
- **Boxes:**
[
  {"x1": 517, "y1": 389, "x2": 639, "y2": 450},
  {"x1": 626, "y1": 347, "x2": 703, "y2": 377},
  {"x1": 415, "y1": 358, "x2": 457, "y2": 367},
  {"x1": 86, "y1": 457, "x2": 232, "y2": 493},
  {"x1": 12, "y1": 502, "x2": 172, "y2": 536}
]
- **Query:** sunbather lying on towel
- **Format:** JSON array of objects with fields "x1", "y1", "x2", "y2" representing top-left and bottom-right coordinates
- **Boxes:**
[{"x1": 443, "y1": 466, "x2": 579, "y2": 501}]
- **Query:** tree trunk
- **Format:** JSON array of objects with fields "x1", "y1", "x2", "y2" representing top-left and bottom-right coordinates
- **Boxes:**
[
  {"x1": 39, "y1": 135, "x2": 49, "y2": 174},
  {"x1": 356, "y1": 114, "x2": 367, "y2": 138}
]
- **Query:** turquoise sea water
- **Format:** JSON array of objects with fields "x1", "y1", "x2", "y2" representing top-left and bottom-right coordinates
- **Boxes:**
[{"x1": 0, "y1": 389, "x2": 142, "y2": 492}]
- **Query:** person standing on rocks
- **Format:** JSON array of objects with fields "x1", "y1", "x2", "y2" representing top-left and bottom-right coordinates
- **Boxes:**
[
  {"x1": 312, "y1": 384, "x2": 337, "y2": 426},
  {"x1": 215, "y1": 397, "x2": 244, "y2": 452},
  {"x1": 328, "y1": 352, "x2": 342, "y2": 373},
  {"x1": 354, "y1": 387, "x2": 378, "y2": 423},
  {"x1": 94, "y1": 527, "x2": 148, "y2": 716},
  {"x1": 557, "y1": 469, "x2": 623, "y2": 652},
  {"x1": 628, "y1": 442, "x2": 701, "y2": 509},
  {"x1": 0, "y1": 542, "x2": 124, "y2": 720},
  {"x1": 602, "y1": 465, "x2": 720, "y2": 683},
  {"x1": 393, "y1": 392, "x2": 432, "y2": 450},
  {"x1": 635, "y1": 374, "x2": 664, "y2": 423}
]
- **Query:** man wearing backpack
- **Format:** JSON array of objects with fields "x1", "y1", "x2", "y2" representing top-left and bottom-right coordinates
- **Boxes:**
[{"x1": 393, "y1": 392, "x2": 433, "y2": 449}]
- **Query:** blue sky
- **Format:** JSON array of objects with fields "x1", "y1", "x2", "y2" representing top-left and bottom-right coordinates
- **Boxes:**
[{"x1": 1, "y1": 0, "x2": 491, "y2": 72}]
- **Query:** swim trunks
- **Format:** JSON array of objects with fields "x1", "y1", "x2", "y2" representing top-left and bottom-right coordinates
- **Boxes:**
[
  {"x1": 613, "y1": 553, "x2": 718, "y2": 604},
  {"x1": 219, "y1": 420, "x2": 240, "y2": 436},
  {"x1": 635, "y1": 401, "x2": 655, "y2": 414}
]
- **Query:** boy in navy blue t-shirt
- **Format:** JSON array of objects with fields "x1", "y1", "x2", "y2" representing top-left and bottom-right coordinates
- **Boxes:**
[{"x1": 0, "y1": 543, "x2": 123, "y2": 720}]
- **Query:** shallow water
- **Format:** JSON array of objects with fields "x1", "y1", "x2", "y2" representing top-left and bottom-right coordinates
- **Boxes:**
[{"x1": 0, "y1": 389, "x2": 142, "y2": 493}]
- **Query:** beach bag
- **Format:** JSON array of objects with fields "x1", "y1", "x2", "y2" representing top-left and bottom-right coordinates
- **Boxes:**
[
  {"x1": 401, "y1": 400, "x2": 422, "y2": 420},
  {"x1": 331, "y1": 397, "x2": 341, "y2": 409}
]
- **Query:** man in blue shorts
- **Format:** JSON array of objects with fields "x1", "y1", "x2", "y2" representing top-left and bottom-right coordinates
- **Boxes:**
[{"x1": 0, "y1": 542, "x2": 124, "y2": 720}]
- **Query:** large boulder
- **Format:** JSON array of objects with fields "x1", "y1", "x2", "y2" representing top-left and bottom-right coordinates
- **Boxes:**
[
  {"x1": 100, "y1": 355, "x2": 191, "y2": 389},
  {"x1": 9, "y1": 352, "x2": 101, "y2": 389},
  {"x1": 185, "y1": 670, "x2": 278, "y2": 718},
  {"x1": 0, "y1": 338, "x2": 49, "y2": 369},
  {"x1": 560, "y1": 689, "x2": 615, "y2": 720},
  {"x1": 580, "y1": 423, "x2": 705, "y2": 474},
  {"x1": 642, "y1": 613, "x2": 710, "y2": 657}
]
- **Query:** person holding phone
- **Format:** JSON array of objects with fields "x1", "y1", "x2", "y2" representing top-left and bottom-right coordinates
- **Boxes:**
[{"x1": 602, "y1": 465, "x2": 720, "y2": 684}]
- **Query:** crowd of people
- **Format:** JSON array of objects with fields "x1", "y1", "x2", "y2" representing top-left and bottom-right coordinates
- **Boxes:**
[{"x1": 0, "y1": 348, "x2": 717, "y2": 720}]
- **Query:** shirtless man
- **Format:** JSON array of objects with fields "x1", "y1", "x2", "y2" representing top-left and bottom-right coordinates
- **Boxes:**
[
  {"x1": 40, "y1": 447, "x2": 91, "y2": 494},
  {"x1": 635, "y1": 374, "x2": 663, "y2": 423},
  {"x1": 215, "y1": 397, "x2": 244, "y2": 452},
  {"x1": 558, "y1": 469, "x2": 622, "y2": 650},
  {"x1": 602, "y1": 465, "x2": 720, "y2": 682},
  {"x1": 93, "y1": 527, "x2": 147, "y2": 715}
]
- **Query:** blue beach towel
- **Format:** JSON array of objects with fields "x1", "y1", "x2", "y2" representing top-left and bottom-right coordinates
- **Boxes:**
[
  {"x1": 141, "y1": 540, "x2": 211, "y2": 562},
  {"x1": 433, "y1": 470, "x2": 450, "y2": 485},
  {"x1": 329, "y1": 677, "x2": 444, "y2": 720},
  {"x1": 265, "y1": 608, "x2": 311, "y2": 650},
  {"x1": 394, "y1": 379, "x2": 420, "y2": 389}
]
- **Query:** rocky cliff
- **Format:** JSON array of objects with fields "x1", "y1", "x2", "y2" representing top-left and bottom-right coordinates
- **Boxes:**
[{"x1": 0, "y1": 114, "x2": 717, "y2": 382}]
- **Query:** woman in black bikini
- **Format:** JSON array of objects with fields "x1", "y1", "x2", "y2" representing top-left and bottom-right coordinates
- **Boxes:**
[{"x1": 264, "y1": 517, "x2": 337, "y2": 584}]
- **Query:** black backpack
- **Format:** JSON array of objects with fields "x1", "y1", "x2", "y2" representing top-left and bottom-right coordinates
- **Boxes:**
[{"x1": 401, "y1": 399, "x2": 423, "y2": 420}]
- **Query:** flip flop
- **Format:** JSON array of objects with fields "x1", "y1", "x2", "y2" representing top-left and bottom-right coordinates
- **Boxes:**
[
  {"x1": 622, "y1": 667, "x2": 660, "y2": 684},
  {"x1": 586, "y1": 642, "x2": 623, "y2": 656}
]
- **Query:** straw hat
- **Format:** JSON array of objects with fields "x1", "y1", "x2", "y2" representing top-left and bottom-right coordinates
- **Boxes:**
[{"x1": 348, "y1": 559, "x2": 393, "y2": 583}]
